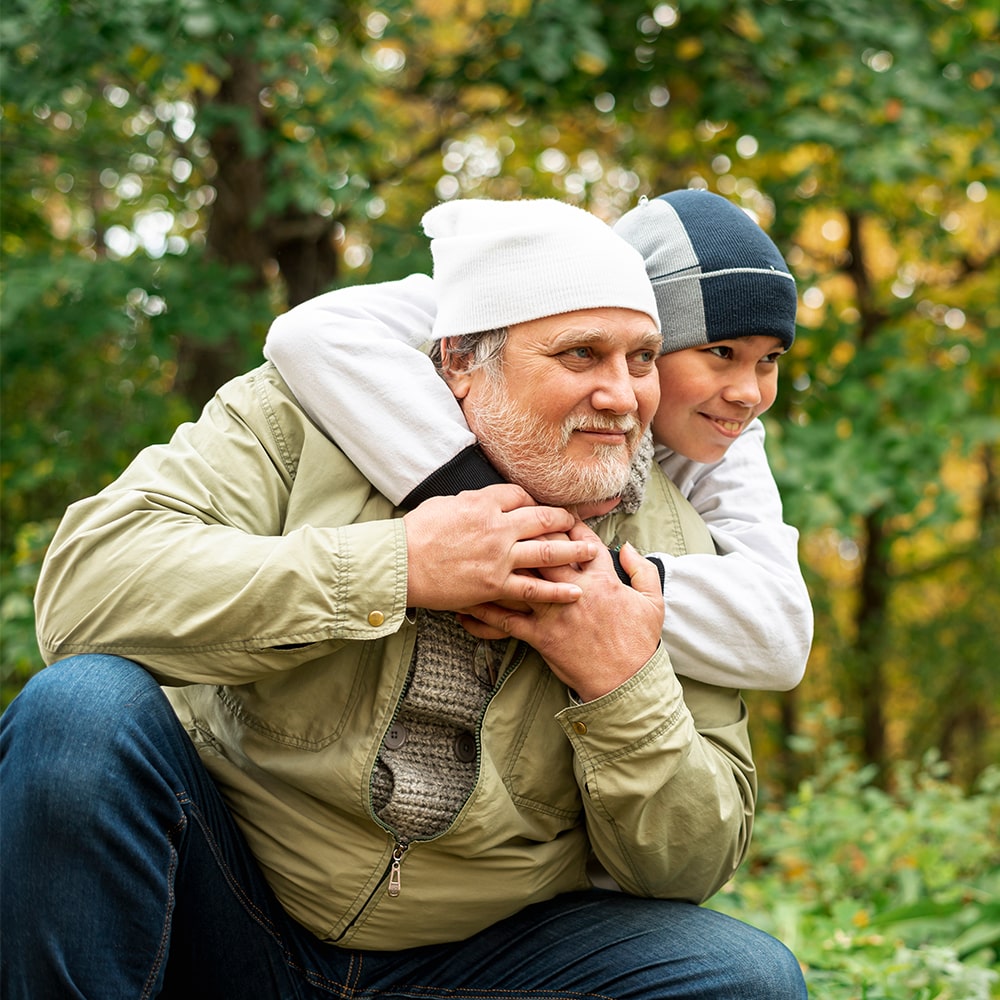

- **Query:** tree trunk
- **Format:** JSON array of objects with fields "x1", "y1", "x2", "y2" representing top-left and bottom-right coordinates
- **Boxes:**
[
  {"x1": 979, "y1": 442, "x2": 999, "y2": 530},
  {"x1": 843, "y1": 210, "x2": 891, "y2": 776},
  {"x1": 853, "y1": 509, "x2": 890, "y2": 773},
  {"x1": 175, "y1": 54, "x2": 340, "y2": 409},
  {"x1": 272, "y1": 211, "x2": 341, "y2": 308}
]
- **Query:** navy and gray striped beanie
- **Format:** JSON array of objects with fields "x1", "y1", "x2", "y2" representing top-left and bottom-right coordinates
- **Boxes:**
[{"x1": 613, "y1": 189, "x2": 797, "y2": 352}]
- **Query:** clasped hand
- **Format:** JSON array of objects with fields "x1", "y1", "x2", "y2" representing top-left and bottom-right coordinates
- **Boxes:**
[{"x1": 403, "y1": 485, "x2": 664, "y2": 702}]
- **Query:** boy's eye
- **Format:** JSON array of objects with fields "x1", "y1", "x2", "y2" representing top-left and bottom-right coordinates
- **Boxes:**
[
  {"x1": 762, "y1": 352, "x2": 784, "y2": 365},
  {"x1": 707, "y1": 345, "x2": 734, "y2": 360}
]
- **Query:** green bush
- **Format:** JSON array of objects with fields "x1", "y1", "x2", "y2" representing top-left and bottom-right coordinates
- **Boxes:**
[
  {"x1": 712, "y1": 743, "x2": 1000, "y2": 998},
  {"x1": 0, "y1": 520, "x2": 53, "y2": 709}
]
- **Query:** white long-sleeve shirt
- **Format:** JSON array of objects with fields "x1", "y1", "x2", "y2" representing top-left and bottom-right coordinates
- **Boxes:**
[{"x1": 264, "y1": 274, "x2": 812, "y2": 690}]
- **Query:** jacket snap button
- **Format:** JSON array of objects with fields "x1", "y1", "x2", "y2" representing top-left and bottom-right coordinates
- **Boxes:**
[
  {"x1": 572, "y1": 721, "x2": 588, "y2": 735},
  {"x1": 384, "y1": 723, "x2": 407, "y2": 749},
  {"x1": 454, "y1": 732, "x2": 476, "y2": 762},
  {"x1": 367, "y1": 610, "x2": 385, "y2": 627}
]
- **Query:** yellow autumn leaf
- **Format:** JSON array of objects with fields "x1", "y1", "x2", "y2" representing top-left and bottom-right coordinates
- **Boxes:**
[
  {"x1": 677, "y1": 38, "x2": 704, "y2": 61},
  {"x1": 184, "y1": 62, "x2": 220, "y2": 97},
  {"x1": 461, "y1": 84, "x2": 507, "y2": 112},
  {"x1": 575, "y1": 51, "x2": 607, "y2": 76},
  {"x1": 730, "y1": 9, "x2": 763, "y2": 43},
  {"x1": 830, "y1": 339, "x2": 856, "y2": 368}
]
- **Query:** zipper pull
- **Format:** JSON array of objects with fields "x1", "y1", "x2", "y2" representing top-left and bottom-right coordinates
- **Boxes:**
[{"x1": 388, "y1": 841, "x2": 407, "y2": 897}]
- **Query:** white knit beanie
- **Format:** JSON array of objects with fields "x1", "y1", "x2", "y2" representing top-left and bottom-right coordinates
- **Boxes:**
[{"x1": 423, "y1": 198, "x2": 659, "y2": 339}]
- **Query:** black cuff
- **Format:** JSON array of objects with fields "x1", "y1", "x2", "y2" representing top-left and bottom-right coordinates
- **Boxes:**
[
  {"x1": 646, "y1": 555, "x2": 667, "y2": 590},
  {"x1": 400, "y1": 444, "x2": 506, "y2": 509},
  {"x1": 609, "y1": 549, "x2": 667, "y2": 589}
]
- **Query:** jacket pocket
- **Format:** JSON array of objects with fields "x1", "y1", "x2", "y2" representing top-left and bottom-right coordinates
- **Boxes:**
[
  {"x1": 493, "y1": 660, "x2": 582, "y2": 822},
  {"x1": 215, "y1": 640, "x2": 374, "y2": 750}
]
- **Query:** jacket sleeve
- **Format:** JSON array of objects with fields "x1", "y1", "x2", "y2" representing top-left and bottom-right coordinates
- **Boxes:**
[
  {"x1": 653, "y1": 420, "x2": 813, "y2": 691},
  {"x1": 263, "y1": 273, "x2": 496, "y2": 507},
  {"x1": 557, "y1": 646, "x2": 755, "y2": 902},
  {"x1": 34, "y1": 366, "x2": 410, "y2": 686}
]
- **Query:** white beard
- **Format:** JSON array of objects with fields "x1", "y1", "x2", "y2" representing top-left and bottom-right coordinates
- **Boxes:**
[{"x1": 469, "y1": 374, "x2": 641, "y2": 507}]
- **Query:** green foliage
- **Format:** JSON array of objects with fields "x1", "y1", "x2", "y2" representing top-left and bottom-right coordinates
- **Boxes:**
[
  {"x1": 0, "y1": 248, "x2": 271, "y2": 548},
  {"x1": 712, "y1": 741, "x2": 1000, "y2": 997},
  {"x1": 481, "y1": 0, "x2": 613, "y2": 98},
  {"x1": 891, "y1": 538, "x2": 1000, "y2": 780},
  {"x1": 673, "y1": 0, "x2": 1000, "y2": 186},
  {"x1": 0, "y1": 521, "x2": 53, "y2": 708},
  {"x1": 771, "y1": 323, "x2": 979, "y2": 536},
  {"x1": 1, "y1": 13, "x2": 998, "y2": 984}
]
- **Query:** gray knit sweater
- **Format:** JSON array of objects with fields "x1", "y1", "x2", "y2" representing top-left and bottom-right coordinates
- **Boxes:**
[{"x1": 372, "y1": 433, "x2": 654, "y2": 842}]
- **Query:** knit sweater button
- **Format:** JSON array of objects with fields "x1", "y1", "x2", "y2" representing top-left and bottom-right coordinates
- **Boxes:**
[
  {"x1": 384, "y1": 723, "x2": 407, "y2": 749},
  {"x1": 367, "y1": 610, "x2": 385, "y2": 627},
  {"x1": 472, "y1": 643, "x2": 494, "y2": 685},
  {"x1": 454, "y1": 732, "x2": 477, "y2": 762}
]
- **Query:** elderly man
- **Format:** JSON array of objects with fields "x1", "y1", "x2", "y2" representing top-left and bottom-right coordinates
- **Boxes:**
[{"x1": 1, "y1": 198, "x2": 806, "y2": 998}]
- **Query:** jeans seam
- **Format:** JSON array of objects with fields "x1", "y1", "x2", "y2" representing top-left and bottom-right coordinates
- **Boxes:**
[
  {"x1": 140, "y1": 812, "x2": 184, "y2": 1000},
  {"x1": 299, "y1": 948, "x2": 362, "y2": 996},
  {"x1": 357, "y1": 988, "x2": 616, "y2": 999},
  {"x1": 179, "y1": 791, "x2": 361, "y2": 996},
  {"x1": 181, "y1": 792, "x2": 285, "y2": 942},
  {"x1": 301, "y1": 952, "x2": 617, "y2": 999}
]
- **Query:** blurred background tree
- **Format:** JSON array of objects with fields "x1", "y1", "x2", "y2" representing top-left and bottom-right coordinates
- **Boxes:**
[{"x1": 2, "y1": 0, "x2": 998, "y2": 794}]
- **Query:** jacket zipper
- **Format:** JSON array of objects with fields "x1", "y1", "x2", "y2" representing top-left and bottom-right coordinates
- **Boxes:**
[
  {"x1": 330, "y1": 836, "x2": 409, "y2": 942},
  {"x1": 387, "y1": 839, "x2": 408, "y2": 896},
  {"x1": 330, "y1": 639, "x2": 532, "y2": 943},
  {"x1": 369, "y1": 642, "x2": 526, "y2": 906}
]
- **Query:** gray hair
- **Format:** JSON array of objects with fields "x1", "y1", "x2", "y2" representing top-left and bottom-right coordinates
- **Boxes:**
[{"x1": 430, "y1": 328, "x2": 509, "y2": 382}]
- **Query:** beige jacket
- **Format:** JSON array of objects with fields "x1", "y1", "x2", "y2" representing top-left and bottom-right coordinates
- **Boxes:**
[{"x1": 35, "y1": 362, "x2": 756, "y2": 950}]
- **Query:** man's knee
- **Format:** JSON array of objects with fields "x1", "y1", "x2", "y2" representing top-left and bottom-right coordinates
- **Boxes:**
[
  {"x1": 615, "y1": 897, "x2": 807, "y2": 999},
  {"x1": 1, "y1": 655, "x2": 164, "y2": 793},
  {"x1": 8, "y1": 652, "x2": 157, "y2": 719},
  {"x1": 730, "y1": 923, "x2": 806, "y2": 999}
]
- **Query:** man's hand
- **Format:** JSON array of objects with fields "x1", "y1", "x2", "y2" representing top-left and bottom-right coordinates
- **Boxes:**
[
  {"x1": 456, "y1": 524, "x2": 665, "y2": 702},
  {"x1": 403, "y1": 484, "x2": 598, "y2": 611}
]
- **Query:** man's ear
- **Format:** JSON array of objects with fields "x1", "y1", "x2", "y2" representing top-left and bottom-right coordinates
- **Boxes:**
[{"x1": 439, "y1": 338, "x2": 474, "y2": 399}]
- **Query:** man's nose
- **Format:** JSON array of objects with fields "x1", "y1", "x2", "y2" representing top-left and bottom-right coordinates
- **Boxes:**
[
  {"x1": 590, "y1": 359, "x2": 638, "y2": 414},
  {"x1": 721, "y1": 366, "x2": 762, "y2": 407}
]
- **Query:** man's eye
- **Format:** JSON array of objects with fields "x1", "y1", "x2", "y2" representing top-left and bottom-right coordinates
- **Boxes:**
[
  {"x1": 564, "y1": 347, "x2": 592, "y2": 360},
  {"x1": 627, "y1": 350, "x2": 657, "y2": 375}
]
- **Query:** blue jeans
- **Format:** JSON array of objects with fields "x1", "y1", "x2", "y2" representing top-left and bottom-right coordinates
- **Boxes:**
[{"x1": 1, "y1": 655, "x2": 806, "y2": 999}]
